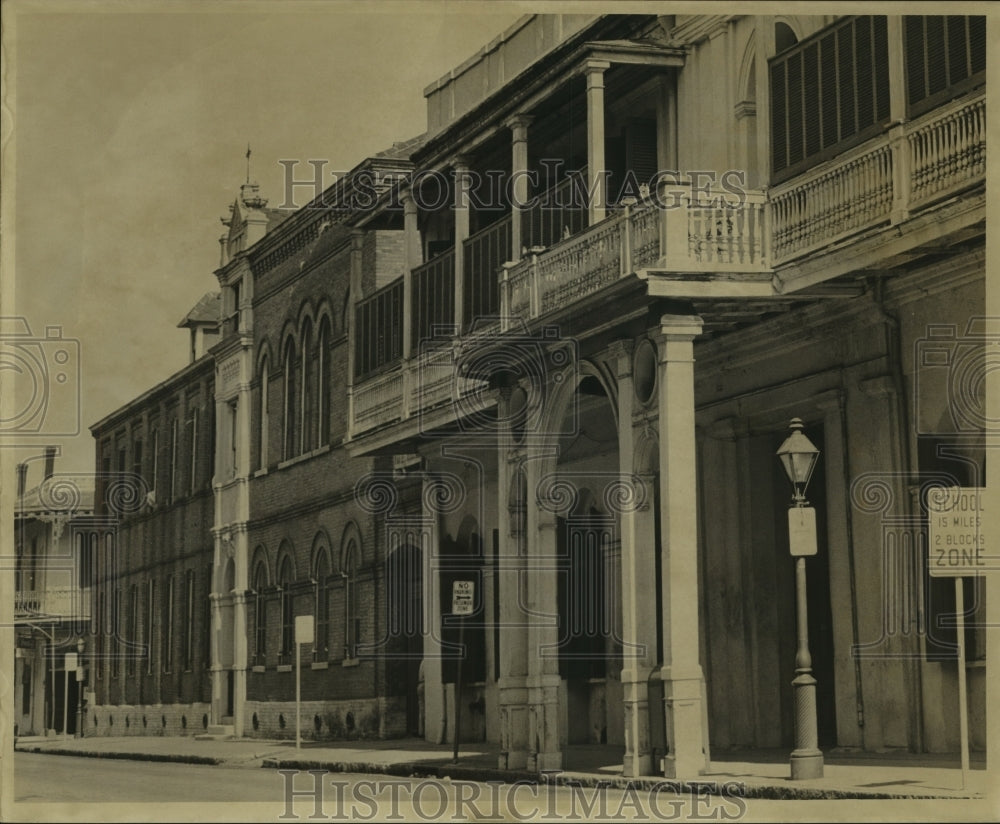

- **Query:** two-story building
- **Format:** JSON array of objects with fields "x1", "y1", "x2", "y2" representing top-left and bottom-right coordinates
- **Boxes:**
[
  {"x1": 342, "y1": 12, "x2": 986, "y2": 776},
  {"x1": 14, "y1": 451, "x2": 100, "y2": 737}
]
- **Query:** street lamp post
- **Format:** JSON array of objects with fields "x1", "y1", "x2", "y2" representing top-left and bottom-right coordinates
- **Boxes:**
[
  {"x1": 776, "y1": 418, "x2": 824, "y2": 781},
  {"x1": 75, "y1": 637, "x2": 85, "y2": 738}
]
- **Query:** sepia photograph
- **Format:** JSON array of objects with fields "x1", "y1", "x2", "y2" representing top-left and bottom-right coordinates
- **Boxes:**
[{"x1": 1, "y1": 2, "x2": 996, "y2": 821}]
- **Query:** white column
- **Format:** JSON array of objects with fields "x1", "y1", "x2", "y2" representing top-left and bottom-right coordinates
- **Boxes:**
[
  {"x1": 453, "y1": 160, "x2": 471, "y2": 333},
  {"x1": 608, "y1": 340, "x2": 657, "y2": 777},
  {"x1": 655, "y1": 75, "x2": 678, "y2": 173},
  {"x1": 507, "y1": 116, "x2": 533, "y2": 262},
  {"x1": 886, "y1": 16, "x2": 910, "y2": 223},
  {"x1": 653, "y1": 314, "x2": 708, "y2": 778},
  {"x1": 402, "y1": 191, "x2": 421, "y2": 361},
  {"x1": 496, "y1": 390, "x2": 530, "y2": 769},
  {"x1": 525, "y1": 451, "x2": 562, "y2": 772},
  {"x1": 584, "y1": 60, "x2": 611, "y2": 225},
  {"x1": 754, "y1": 17, "x2": 775, "y2": 188}
]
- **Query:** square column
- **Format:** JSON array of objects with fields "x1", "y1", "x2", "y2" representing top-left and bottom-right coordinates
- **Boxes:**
[
  {"x1": 653, "y1": 315, "x2": 708, "y2": 779},
  {"x1": 608, "y1": 340, "x2": 658, "y2": 777},
  {"x1": 525, "y1": 451, "x2": 563, "y2": 772},
  {"x1": 495, "y1": 389, "x2": 530, "y2": 769},
  {"x1": 452, "y1": 160, "x2": 471, "y2": 332},
  {"x1": 507, "y1": 116, "x2": 533, "y2": 262},
  {"x1": 401, "y1": 190, "x2": 421, "y2": 361},
  {"x1": 584, "y1": 60, "x2": 610, "y2": 225}
]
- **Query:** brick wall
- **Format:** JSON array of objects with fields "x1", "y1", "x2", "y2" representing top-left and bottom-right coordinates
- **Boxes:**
[{"x1": 85, "y1": 701, "x2": 212, "y2": 737}]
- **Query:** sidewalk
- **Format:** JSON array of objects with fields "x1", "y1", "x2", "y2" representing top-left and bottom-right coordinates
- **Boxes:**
[{"x1": 13, "y1": 734, "x2": 989, "y2": 801}]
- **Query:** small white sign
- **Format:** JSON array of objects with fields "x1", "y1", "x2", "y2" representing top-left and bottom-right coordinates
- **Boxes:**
[
  {"x1": 452, "y1": 580, "x2": 475, "y2": 615},
  {"x1": 64, "y1": 652, "x2": 78, "y2": 670},
  {"x1": 928, "y1": 487, "x2": 989, "y2": 577},
  {"x1": 788, "y1": 507, "x2": 818, "y2": 557},
  {"x1": 295, "y1": 615, "x2": 315, "y2": 645}
]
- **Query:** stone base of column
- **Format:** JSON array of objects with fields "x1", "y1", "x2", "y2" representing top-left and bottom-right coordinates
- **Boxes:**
[
  {"x1": 498, "y1": 678, "x2": 530, "y2": 769},
  {"x1": 661, "y1": 670, "x2": 707, "y2": 779},
  {"x1": 790, "y1": 749, "x2": 824, "y2": 780},
  {"x1": 622, "y1": 668, "x2": 653, "y2": 777},
  {"x1": 527, "y1": 675, "x2": 563, "y2": 773}
]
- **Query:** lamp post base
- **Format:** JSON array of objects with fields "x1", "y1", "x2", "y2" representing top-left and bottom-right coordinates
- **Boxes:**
[{"x1": 790, "y1": 749, "x2": 824, "y2": 780}]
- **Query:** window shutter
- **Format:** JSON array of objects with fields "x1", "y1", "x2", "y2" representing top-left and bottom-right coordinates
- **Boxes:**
[
  {"x1": 925, "y1": 16, "x2": 947, "y2": 97},
  {"x1": 855, "y1": 17, "x2": 875, "y2": 131},
  {"x1": 820, "y1": 33, "x2": 839, "y2": 147},
  {"x1": 625, "y1": 120, "x2": 658, "y2": 189},
  {"x1": 874, "y1": 17, "x2": 890, "y2": 122},
  {"x1": 836, "y1": 26, "x2": 857, "y2": 139},
  {"x1": 905, "y1": 17, "x2": 926, "y2": 107},
  {"x1": 969, "y1": 17, "x2": 985, "y2": 74}
]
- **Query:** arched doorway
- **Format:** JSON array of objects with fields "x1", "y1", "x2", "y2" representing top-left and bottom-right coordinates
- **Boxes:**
[{"x1": 551, "y1": 372, "x2": 623, "y2": 747}]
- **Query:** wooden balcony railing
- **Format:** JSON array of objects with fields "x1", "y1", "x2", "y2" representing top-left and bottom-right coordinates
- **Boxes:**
[
  {"x1": 771, "y1": 87, "x2": 984, "y2": 263},
  {"x1": 411, "y1": 249, "x2": 456, "y2": 351},
  {"x1": 15, "y1": 587, "x2": 91, "y2": 621},
  {"x1": 463, "y1": 215, "x2": 511, "y2": 330},
  {"x1": 505, "y1": 185, "x2": 769, "y2": 323},
  {"x1": 354, "y1": 276, "x2": 404, "y2": 379},
  {"x1": 350, "y1": 89, "x2": 984, "y2": 440}
]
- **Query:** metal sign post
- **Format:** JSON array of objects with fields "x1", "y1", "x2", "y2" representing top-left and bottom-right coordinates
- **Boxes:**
[
  {"x1": 294, "y1": 615, "x2": 314, "y2": 750},
  {"x1": 451, "y1": 580, "x2": 474, "y2": 764},
  {"x1": 927, "y1": 486, "x2": 988, "y2": 790},
  {"x1": 63, "y1": 652, "x2": 78, "y2": 736}
]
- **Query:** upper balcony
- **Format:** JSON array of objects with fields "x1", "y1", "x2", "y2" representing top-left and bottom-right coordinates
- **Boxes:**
[
  {"x1": 15, "y1": 587, "x2": 91, "y2": 623},
  {"x1": 346, "y1": 15, "x2": 985, "y2": 452},
  {"x1": 348, "y1": 80, "x2": 983, "y2": 450}
]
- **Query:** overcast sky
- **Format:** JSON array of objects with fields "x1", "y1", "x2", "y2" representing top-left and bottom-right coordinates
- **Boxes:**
[{"x1": 6, "y1": 1, "x2": 524, "y2": 483}]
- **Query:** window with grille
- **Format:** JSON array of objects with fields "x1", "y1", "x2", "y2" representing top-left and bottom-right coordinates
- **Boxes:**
[{"x1": 770, "y1": 16, "x2": 890, "y2": 182}]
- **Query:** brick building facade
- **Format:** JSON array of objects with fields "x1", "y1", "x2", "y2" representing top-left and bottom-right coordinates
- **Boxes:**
[{"x1": 81, "y1": 12, "x2": 987, "y2": 778}]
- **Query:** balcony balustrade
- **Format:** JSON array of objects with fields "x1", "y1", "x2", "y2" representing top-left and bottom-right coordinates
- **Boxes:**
[
  {"x1": 15, "y1": 587, "x2": 91, "y2": 621},
  {"x1": 770, "y1": 87, "x2": 984, "y2": 263},
  {"x1": 350, "y1": 87, "x2": 984, "y2": 441}
]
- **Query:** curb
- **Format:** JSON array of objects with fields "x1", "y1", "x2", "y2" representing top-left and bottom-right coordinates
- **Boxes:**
[
  {"x1": 15, "y1": 745, "x2": 975, "y2": 801},
  {"x1": 260, "y1": 757, "x2": 967, "y2": 801},
  {"x1": 15, "y1": 744, "x2": 220, "y2": 766}
]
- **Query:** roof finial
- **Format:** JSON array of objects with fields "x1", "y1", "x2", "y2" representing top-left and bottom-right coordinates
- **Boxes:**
[{"x1": 245, "y1": 143, "x2": 252, "y2": 184}]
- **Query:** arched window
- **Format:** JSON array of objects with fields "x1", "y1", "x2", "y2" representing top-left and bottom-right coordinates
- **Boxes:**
[
  {"x1": 252, "y1": 558, "x2": 269, "y2": 666},
  {"x1": 775, "y1": 21, "x2": 798, "y2": 53},
  {"x1": 300, "y1": 318, "x2": 314, "y2": 454},
  {"x1": 279, "y1": 555, "x2": 294, "y2": 663},
  {"x1": 283, "y1": 337, "x2": 297, "y2": 460},
  {"x1": 258, "y1": 355, "x2": 269, "y2": 470},
  {"x1": 318, "y1": 317, "x2": 331, "y2": 446},
  {"x1": 313, "y1": 545, "x2": 330, "y2": 662},
  {"x1": 343, "y1": 540, "x2": 358, "y2": 660}
]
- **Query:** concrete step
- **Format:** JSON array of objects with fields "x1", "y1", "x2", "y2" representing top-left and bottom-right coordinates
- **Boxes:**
[{"x1": 195, "y1": 724, "x2": 234, "y2": 740}]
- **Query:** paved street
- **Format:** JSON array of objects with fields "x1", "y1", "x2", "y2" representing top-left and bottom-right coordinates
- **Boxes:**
[
  {"x1": 15, "y1": 753, "x2": 289, "y2": 804},
  {"x1": 13, "y1": 751, "x2": 989, "y2": 823}
]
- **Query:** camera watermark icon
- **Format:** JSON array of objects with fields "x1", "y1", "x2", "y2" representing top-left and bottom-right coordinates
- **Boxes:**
[
  {"x1": 913, "y1": 317, "x2": 1000, "y2": 436},
  {"x1": 0, "y1": 317, "x2": 81, "y2": 437}
]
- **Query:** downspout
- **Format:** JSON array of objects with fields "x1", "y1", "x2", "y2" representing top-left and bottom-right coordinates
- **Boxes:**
[{"x1": 870, "y1": 277, "x2": 923, "y2": 753}]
